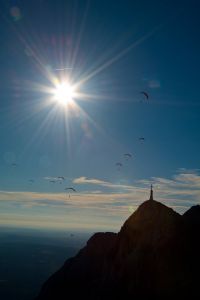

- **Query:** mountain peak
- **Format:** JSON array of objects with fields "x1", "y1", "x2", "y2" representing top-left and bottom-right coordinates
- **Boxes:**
[
  {"x1": 114, "y1": 199, "x2": 182, "y2": 260},
  {"x1": 120, "y1": 199, "x2": 180, "y2": 234},
  {"x1": 36, "y1": 198, "x2": 199, "y2": 300}
]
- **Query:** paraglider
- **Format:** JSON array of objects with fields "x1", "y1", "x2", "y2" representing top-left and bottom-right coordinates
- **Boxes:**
[
  {"x1": 116, "y1": 162, "x2": 123, "y2": 167},
  {"x1": 65, "y1": 187, "x2": 76, "y2": 198},
  {"x1": 65, "y1": 187, "x2": 76, "y2": 192},
  {"x1": 140, "y1": 91, "x2": 149, "y2": 100},
  {"x1": 124, "y1": 153, "x2": 132, "y2": 160},
  {"x1": 11, "y1": 163, "x2": 17, "y2": 167},
  {"x1": 58, "y1": 176, "x2": 65, "y2": 184},
  {"x1": 116, "y1": 162, "x2": 123, "y2": 170},
  {"x1": 29, "y1": 179, "x2": 34, "y2": 183}
]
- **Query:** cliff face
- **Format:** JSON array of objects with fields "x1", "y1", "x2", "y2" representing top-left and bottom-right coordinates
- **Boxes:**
[{"x1": 36, "y1": 200, "x2": 200, "y2": 300}]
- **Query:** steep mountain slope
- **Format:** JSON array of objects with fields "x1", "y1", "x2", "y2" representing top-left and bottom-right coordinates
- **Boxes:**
[
  {"x1": 183, "y1": 204, "x2": 200, "y2": 226},
  {"x1": 36, "y1": 199, "x2": 200, "y2": 300}
]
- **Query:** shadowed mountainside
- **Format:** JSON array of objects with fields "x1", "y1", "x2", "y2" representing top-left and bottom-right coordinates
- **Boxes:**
[{"x1": 36, "y1": 198, "x2": 200, "y2": 299}]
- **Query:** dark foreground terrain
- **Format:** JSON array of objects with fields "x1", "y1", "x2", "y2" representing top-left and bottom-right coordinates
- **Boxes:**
[
  {"x1": 36, "y1": 199, "x2": 200, "y2": 299},
  {"x1": 0, "y1": 228, "x2": 89, "y2": 300}
]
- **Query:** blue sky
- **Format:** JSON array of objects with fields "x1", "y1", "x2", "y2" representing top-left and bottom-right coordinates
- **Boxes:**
[{"x1": 0, "y1": 0, "x2": 200, "y2": 231}]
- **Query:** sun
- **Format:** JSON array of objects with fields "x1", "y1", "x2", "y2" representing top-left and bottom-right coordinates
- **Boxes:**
[{"x1": 54, "y1": 82, "x2": 75, "y2": 105}]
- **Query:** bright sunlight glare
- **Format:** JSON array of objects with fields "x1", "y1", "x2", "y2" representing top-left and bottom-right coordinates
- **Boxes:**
[{"x1": 54, "y1": 82, "x2": 75, "y2": 105}]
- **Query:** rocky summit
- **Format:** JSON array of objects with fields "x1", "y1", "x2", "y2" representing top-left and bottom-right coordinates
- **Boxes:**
[{"x1": 36, "y1": 195, "x2": 200, "y2": 300}]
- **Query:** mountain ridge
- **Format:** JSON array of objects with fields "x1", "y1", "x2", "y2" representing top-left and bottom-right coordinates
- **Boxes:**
[{"x1": 36, "y1": 198, "x2": 200, "y2": 299}]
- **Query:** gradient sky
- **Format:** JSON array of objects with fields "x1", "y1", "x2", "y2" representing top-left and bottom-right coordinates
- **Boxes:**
[{"x1": 0, "y1": 0, "x2": 200, "y2": 231}]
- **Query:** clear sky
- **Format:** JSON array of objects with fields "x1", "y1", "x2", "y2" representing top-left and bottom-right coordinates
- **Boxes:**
[{"x1": 0, "y1": 0, "x2": 200, "y2": 232}]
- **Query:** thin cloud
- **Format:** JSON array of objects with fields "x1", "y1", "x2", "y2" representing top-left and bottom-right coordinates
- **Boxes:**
[
  {"x1": 43, "y1": 176, "x2": 62, "y2": 182},
  {"x1": 1, "y1": 169, "x2": 200, "y2": 231},
  {"x1": 73, "y1": 176, "x2": 135, "y2": 191},
  {"x1": 73, "y1": 177, "x2": 110, "y2": 185}
]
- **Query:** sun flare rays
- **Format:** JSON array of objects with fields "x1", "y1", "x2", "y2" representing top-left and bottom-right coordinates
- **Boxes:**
[{"x1": 53, "y1": 82, "x2": 75, "y2": 105}]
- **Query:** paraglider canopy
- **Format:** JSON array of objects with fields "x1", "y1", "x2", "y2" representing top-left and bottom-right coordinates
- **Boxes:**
[
  {"x1": 116, "y1": 162, "x2": 123, "y2": 171},
  {"x1": 139, "y1": 137, "x2": 145, "y2": 141},
  {"x1": 140, "y1": 91, "x2": 149, "y2": 100},
  {"x1": 124, "y1": 153, "x2": 132, "y2": 160},
  {"x1": 65, "y1": 187, "x2": 76, "y2": 192},
  {"x1": 65, "y1": 187, "x2": 76, "y2": 199}
]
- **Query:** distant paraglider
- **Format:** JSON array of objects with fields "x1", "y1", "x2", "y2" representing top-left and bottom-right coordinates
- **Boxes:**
[
  {"x1": 65, "y1": 187, "x2": 76, "y2": 192},
  {"x1": 116, "y1": 162, "x2": 123, "y2": 167},
  {"x1": 116, "y1": 162, "x2": 123, "y2": 171},
  {"x1": 29, "y1": 179, "x2": 34, "y2": 183},
  {"x1": 140, "y1": 91, "x2": 149, "y2": 100},
  {"x1": 11, "y1": 163, "x2": 17, "y2": 167},
  {"x1": 65, "y1": 187, "x2": 76, "y2": 198},
  {"x1": 58, "y1": 176, "x2": 65, "y2": 184},
  {"x1": 124, "y1": 153, "x2": 132, "y2": 160}
]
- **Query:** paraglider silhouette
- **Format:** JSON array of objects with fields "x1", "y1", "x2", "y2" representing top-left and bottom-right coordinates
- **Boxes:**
[
  {"x1": 65, "y1": 187, "x2": 76, "y2": 198},
  {"x1": 65, "y1": 187, "x2": 76, "y2": 192},
  {"x1": 140, "y1": 91, "x2": 149, "y2": 100},
  {"x1": 124, "y1": 153, "x2": 132, "y2": 160},
  {"x1": 58, "y1": 176, "x2": 65, "y2": 184},
  {"x1": 138, "y1": 137, "x2": 145, "y2": 142},
  {"x1": 11, "y1": 163, "x2": 17, "y2": 167},
  {"x1": 29, "y1": 179, "x2": 34, "y2": 184},
  {"x1": 116, "y1": 162, "x2": 123, "y2": 171}
]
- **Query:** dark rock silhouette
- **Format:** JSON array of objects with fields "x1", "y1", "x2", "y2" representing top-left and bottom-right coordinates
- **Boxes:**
[
  {"x1": 36, "y1": 196, "x2": 200, "y2": 300},
  {"x1": 183, "y1": 204, "x2": 200, "y2": 226}
]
